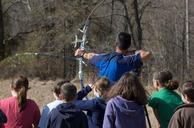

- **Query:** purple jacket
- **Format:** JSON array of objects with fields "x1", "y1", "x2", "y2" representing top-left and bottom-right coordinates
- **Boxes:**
[{"x1": 103, "y1": 96, "x2": 146, "y2": 128}]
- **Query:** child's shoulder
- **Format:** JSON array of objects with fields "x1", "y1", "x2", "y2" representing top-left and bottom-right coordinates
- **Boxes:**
[
  {"x1": 107, "y1": 96, "x2": 122, "y2": 105},
  {"x1": 47, "y1": 100, "x2": 63, "y2": 110},
  {"x1": 0, "y1": 97, "x2": 17, "y2": 105},
  {"x1": 150, "y1": 88, "x2": 169, "y2": 98},
  {"x1": 173, "y1": 103, "x2": 194, "y2": 119},
  {"x1": 27, "y1": 98, "x2": 37, "y2": 104},
  {"x1": 26, "y1": 99, "x2": 39, "y2": 108},
  {"x1": 150, "y1": 91, "x2": 160, "y2": 97}
]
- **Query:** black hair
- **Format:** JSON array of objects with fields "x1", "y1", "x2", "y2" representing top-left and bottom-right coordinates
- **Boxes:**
[{"x1": 116, "y1": 32, "x2": 131, "y2": 50}]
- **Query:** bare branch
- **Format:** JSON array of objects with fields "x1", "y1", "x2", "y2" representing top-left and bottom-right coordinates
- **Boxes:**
[
  {"x1": 139, "y1": 0, "x2": 153, "y2": 20},
  {"x1": 3, "y1": 0, "x2": 31, "y2": 15}
]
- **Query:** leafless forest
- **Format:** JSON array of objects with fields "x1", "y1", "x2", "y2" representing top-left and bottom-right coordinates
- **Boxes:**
[{"x1": 0, "y1": 0, "x2": 194, "y2": 85}]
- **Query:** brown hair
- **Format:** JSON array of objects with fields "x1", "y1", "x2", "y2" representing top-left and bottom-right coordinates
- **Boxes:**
[
  {"x1": 107, "y1": 72, "x2": 148, "y2": 105},
  {"x1": 52, "y1": 80, "x2": 70, "y2": 96},
  {"x1": 60, "y1": 83, "x2": 77, "y2": 102},
  {"x1": 153, "y1": 71, "x2": 179, "y2": 90},
  {"x1": 180, "y1": 81, "x2": 194, "y2": 102},
  {"x1": 93, "y1": 77, "x2": 111, "y2": 98},
  {"x1": 11, "y1": 75, "x2": 29, "y2": 112}
]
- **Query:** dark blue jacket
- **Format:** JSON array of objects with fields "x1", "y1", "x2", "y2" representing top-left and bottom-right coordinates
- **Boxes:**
[
  {"x1": 46, "y1": 103, "x2": 88, "y2": 128},
  {"x1": 77, "y1": 85, "x2": 92, "y2": 100},
  {"x1": 0, "y1": 109, "x2": 7, "y2": 123},
  {"x1": 75, "y1": 85, "x2": 106, "y2": 128}
]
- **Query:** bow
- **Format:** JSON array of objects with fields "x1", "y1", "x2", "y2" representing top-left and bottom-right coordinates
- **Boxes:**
[
  {"x1": 72, "y1": 22, "x2": 89, "y2": 88},
  {"x1": 72, "y1": 0, "x2": 106, "y2": 88}
]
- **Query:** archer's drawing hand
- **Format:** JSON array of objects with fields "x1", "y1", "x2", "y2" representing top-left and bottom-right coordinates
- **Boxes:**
[
  {"x1": 75, "y1": 48, "x2": 84, "y2": 57},
  {"x1": 75, "y1": 49, "x2": 95, "y2": 60}
]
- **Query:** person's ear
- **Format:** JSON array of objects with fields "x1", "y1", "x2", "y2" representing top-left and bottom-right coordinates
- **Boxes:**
[
  {"x1": 53, "y1": 92, "x2": 59, "y2": 100},
  {"x1": 156, "y1": 81, "x2": 162, "y2": 90},
  {"x1": 10, "y1": 84, "x2": 14, "y2": 90},
  {"x1": 93, "y1": 86, "x2": 97, "y2": 92},
  {"x1": 156, "y1": 80, "x2": 160, "y2": 86},
  {"x1": 98, "y1": 90, "x2": 102, "y2": 96},
  {"x1": 181, "y1": 94, "x2": 190, "y2": 103},
  {"x1": 184, "y1": 95, "x2": 190, "y2": 103},
  {"x1": 94, "y1": 87, "x2": 101, "y2": 94},
  {"x1": 97, "y1": 88, "x2": 103, "y2": 96},
  {"x1": 153, "y1": 80, "x2": 159, "y2": 90},
  {"x1": 58, "y1": 93, "x2": 64, "y2": 100}
]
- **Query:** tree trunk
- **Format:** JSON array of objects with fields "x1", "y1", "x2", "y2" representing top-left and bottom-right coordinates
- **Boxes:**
[
  {"x1": 119, "y1": 0, "x2": 137, "y2": 48},
  {"x1": 0, "y1": 0, "x2": 5, "y2": 60},
  {"x1": 109, "y1": 0, "x2": 114, "y2": 33},
  {"x1": 133, "y1": 0, "x2": 142, "y2": 49},
  {"x1": 185, "y1": 0, "x2": 190, "y2": 70}
]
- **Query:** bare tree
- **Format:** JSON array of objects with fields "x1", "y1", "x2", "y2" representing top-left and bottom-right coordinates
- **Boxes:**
[
  {"x1": 0, "y1": 0, "x2": 4, "y2": 60},
  {"x1": 133, "y1": 0, "x2": 142, "y2": 49},
  {"x1": 185, "y1": 0, "x2": 190, "y2": 70}
]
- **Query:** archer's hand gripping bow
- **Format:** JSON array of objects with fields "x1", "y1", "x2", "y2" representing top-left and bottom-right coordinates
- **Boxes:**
[{"x1": 73, "y1": 21, "x2": 89, "y2": 89}]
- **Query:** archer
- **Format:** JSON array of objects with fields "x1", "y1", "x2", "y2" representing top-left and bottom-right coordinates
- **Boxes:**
[{"x1": 75, "y1": 32, "x2": 152, "y2": 83}]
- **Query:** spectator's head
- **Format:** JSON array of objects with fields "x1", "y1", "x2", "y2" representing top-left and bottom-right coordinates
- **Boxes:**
[
  {"x1": 153, "y1": 71, "x2": 179, "y2": 91},
  {"x1": 115, "y1": 32, "x2": 131, "y2": 51},
  {"x1": 52, "y1": 80, "x2": 70, "y2": 100},
  {"x1": 107, "y1": 72, "x2": 148, "y2": 105},
  {"x1": 179, "y1": 81, "x2": 194, "y2": 103},
  {"x1": 93, "y1": 77, "x2": 111, "y2": 98},
  {"x1": 11, "y1": 75, "x2": 29, "y2": 112},
  {"x1": 60, "y1": 82, "x2": 77, "y2": 103}
]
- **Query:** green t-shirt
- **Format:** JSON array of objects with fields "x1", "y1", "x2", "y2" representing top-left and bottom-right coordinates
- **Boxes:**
[{"x1": 148, "y1": 88, "x2": 183, "y2": 128}]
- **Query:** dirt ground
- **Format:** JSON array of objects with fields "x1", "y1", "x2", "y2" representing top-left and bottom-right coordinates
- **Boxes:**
[{"x1": 0, "y1": 78, "x2": 157, "y2": 127}]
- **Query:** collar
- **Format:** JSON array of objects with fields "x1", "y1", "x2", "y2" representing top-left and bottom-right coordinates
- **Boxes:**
[{"x1": 176, "y1": 103, "x2": 194, "y2": 111}]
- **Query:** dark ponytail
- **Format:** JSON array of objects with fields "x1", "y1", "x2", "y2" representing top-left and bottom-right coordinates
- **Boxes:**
[
  {"x1": 164, "y1": 80, "x2": 179, "y2": 90},
  {"x1": 12, "y1": 75, "x2": 29, "y2": 112},
  {"x1": 153, "y1": 71, "x2": 179, "y2": 90},
  {"x1": 18, "y1": 86, "x2": 27, "y2": 112}
]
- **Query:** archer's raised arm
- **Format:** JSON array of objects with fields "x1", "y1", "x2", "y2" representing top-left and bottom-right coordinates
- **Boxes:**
[
  {"x1": 75, "y1": 48, "x2": 95, "y2": 60},
  {"x1": 136, "y1": 50, "x2": 152, "y2": 62}
]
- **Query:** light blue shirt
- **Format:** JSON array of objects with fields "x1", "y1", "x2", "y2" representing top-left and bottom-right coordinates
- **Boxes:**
[{"x1": 38, "y1": 100, "x2": 63, "y2": 128}]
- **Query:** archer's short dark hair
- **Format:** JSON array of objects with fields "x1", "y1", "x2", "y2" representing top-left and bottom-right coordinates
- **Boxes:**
[
  {"x1": 60, "y1": 82, "x2": 77, "y2": 102},
  {"x1": 116, "y1": 32, "x2": 131, "y2": 50}
]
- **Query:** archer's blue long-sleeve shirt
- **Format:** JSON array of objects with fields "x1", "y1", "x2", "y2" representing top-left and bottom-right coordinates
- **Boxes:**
[{"x1": 89, "y1": 52, "x2": 143, "y2": 82}]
